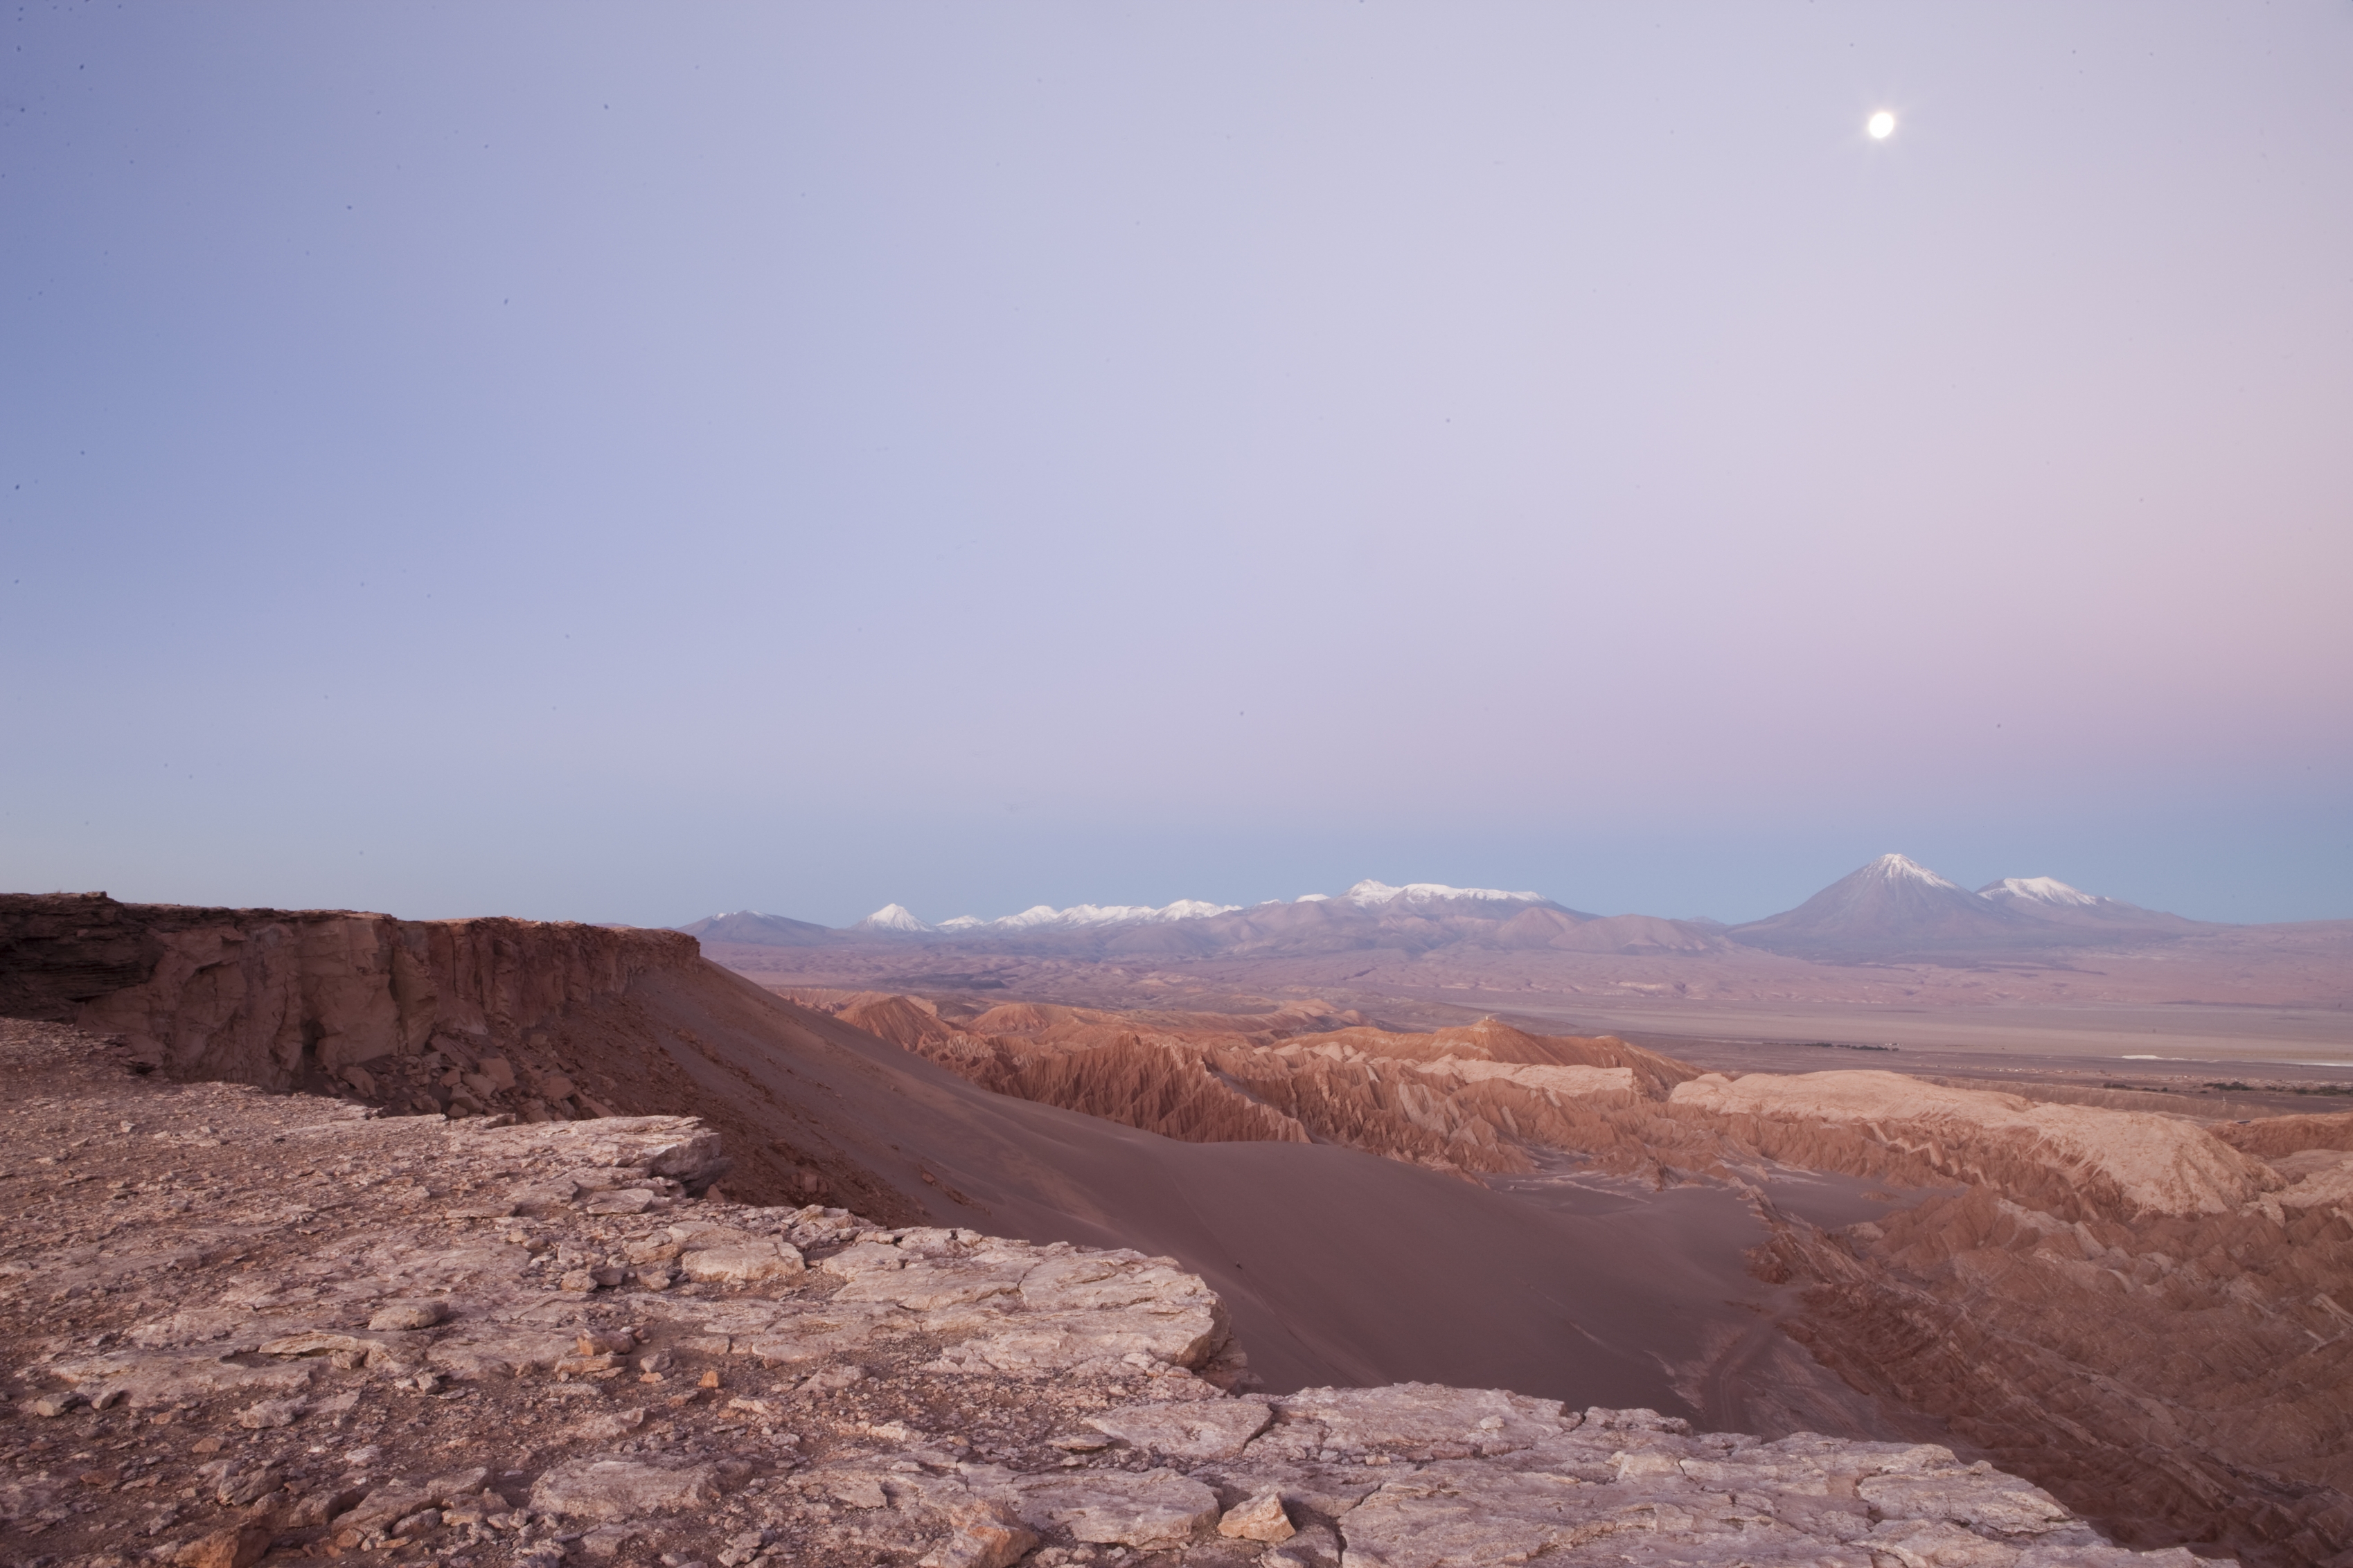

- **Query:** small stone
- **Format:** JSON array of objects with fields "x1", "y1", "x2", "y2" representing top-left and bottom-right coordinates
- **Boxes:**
[
  {"x1": 560, "y1": 1270, "x2": 601, "y2": 1292},
  {"x1": 921, "y1": 1511, "x2": 1038, "y2": 1568},
  {"x1": 171, "y1": 1523, "x2": 274, "y2": 1568},
  {"x1": 214, "y1": 1461, "x2": 284, "y2": 1506},
  {"x1": 28, "y1": 1391, "x2": 84, "y2": 1417},
  {"x1": 368, "y1": 1301, "x2": 448, "y2": 1331},
  {"x1": 235, "y1": 1397, "x2": 306, "y2": 1429},
  {"x1": 716, "y1": 1529, "x2": 770, "y2": 1567},
  {"x1": 578, "y1": 1524, "x2": 641, "y2": 1560},
  {"x1": 1217, "y1": 1490, "x2": 1295, "y2": 1543}
]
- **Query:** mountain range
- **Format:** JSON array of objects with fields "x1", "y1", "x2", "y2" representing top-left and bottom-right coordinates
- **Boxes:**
[{"x1": 677, "y1": 856, "x2": 2212, "y2": 964}]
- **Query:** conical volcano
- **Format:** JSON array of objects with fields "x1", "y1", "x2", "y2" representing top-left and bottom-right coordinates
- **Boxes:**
[{"x1": 1727, "y1": 853, "x2": 2037, "y2": 960}]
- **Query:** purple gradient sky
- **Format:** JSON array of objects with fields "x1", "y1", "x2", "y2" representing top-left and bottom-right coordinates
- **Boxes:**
[{"x1": 3, "y1": 3, "x2": 2348, "y2": 928}]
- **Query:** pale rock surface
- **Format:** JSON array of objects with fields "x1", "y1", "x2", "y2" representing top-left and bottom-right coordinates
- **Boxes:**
[
  {"x1": 1415, "y1": 1056, "x2": 1637, "y2": 1099},
  {"x1": 1009, "y1": 1468, "x2": 1223, "y2": 1545},
  {"x1": 531, "y1": 1453, "x2": 720, "y2": 1519},
  {"x1": 1218, "y1": 1487, "x2": 1296, "y2": 1540},
  {"x1": 1671, "y1": 1069, "x2": 2274, "y2": 1217},
  {"x1": 1085, "y1": 1397, "x2": 1274, "y2": 1459}
]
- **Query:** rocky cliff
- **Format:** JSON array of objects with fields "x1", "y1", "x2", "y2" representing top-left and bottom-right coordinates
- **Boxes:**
[
  {"x1": 0, "y1": 1017, "x2": 2219, "y2": 1568},
  {"x1": 0, "y1": 892, "x2": 698, "y2": 1094}
]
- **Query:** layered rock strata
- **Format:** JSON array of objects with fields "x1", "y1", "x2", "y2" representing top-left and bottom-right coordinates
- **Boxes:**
[{"x1": 1, "y1": 1017, "x2": 2214, "y2": 1568}]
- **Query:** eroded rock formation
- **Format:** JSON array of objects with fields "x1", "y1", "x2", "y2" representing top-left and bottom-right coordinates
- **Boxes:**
[
  {"x1": 797, "y1": 989, "x2": 2353, "y2": 1564},
  {"x1": 796, "y1": 993, "x2": 1699, "y2": 1179}
]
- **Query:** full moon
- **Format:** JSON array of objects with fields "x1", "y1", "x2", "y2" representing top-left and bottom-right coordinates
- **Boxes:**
[{"x1": 1867, "y1": 110, "x2": 1897, "y2": 139}]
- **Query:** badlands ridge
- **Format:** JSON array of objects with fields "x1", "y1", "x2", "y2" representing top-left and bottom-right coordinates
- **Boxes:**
[{"x1": 5, "y1": 892, "x2": 2353, "y2": 1565}]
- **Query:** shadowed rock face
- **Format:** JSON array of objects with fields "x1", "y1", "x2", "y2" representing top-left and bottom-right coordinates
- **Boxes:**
[
  {"x1": 0, "y1": 892, "x2": 699, "y2": 1089},
  {"x1": 0, "y1": 1017, "x2": 2219, "y2": 1568}
]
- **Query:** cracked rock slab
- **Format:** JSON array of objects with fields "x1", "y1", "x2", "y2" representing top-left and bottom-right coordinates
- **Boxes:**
[
  {"x1": 1013, "y1": 1468, "x2": 1223, "y2": 1547},
  {"x1": 1087, "y1": 1397, "x2": 1274, "y2": 1460},
  {"x1": 530, "y1": 1453, "x2": 722, "y2": 1520}
]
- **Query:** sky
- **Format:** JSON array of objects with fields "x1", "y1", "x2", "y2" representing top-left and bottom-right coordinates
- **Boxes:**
[{"x1": 3, "y1": 1, "x2": 2349, "y2": 929}]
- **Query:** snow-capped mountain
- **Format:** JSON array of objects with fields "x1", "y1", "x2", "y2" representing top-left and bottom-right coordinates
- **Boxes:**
[
  {"x1": 1728, "y1": 853, "x2": 2036, "y2": 959},
  {"x1": 851, "y1": 881, "x2": 1557, "y2": 938},
  {"x1": 931, "y1": 898, "x2": 1244, "y2": 934},
  {"x1": 680, "y1": 859, "x2": 2210, "y2": 966},
  {"x1": 1728, "y1": 855, "x2": 2210, "y2": 958},
  {"x1": 1975, "y1": 876, "x2": 2198, "y2": 932},
  {"x1": 853, "y1": 903, "x2": 935, "y2": 934},
  {"x1": 1978, "y1": 876, "x2": 2100, "y2": 908},
  {"x1": 819, "y1": 880, "x2": 1572, "y2": 941},
  {"x1": 1338, "y1": 880, "x2": 1550, "y2": 908}
]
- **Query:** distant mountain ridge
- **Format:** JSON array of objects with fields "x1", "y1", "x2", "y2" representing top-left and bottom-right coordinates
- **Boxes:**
[{"x1": 680, "y1": 859, "x2": 2212, "y2": 964}]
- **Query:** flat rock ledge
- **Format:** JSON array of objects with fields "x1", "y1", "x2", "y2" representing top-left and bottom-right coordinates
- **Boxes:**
[{"x1": 0, "y1": 1017, "x2": 2224, "y2": 1568}]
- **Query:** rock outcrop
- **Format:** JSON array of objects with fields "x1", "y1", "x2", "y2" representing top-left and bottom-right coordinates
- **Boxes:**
[{"x1": 0, "y1": 1017, "x2": 2217, "y2": 1568}]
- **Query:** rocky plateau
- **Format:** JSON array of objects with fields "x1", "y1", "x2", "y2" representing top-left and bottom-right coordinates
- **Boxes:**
[{"x1": 2, "y1": 1017, "x2": 2223, "y2": 1568}]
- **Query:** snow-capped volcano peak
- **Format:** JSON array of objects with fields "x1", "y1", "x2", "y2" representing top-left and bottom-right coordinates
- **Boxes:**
[
  {"x1": 1341, "y1": 880, "x2": 1549, "y2": 907},
  {"x1": 1863, "y1": 853, "x2": 1962, "y2": 891},
  {"x1": 853, "y1": 903, "x2": 934, "y2": 934},
  {"x1": 930, "y1": 898, "x2": 1245, "y2": 933},
  {"x1": 1978, "y1": 876, "x2": 2101, "y2": 907}
]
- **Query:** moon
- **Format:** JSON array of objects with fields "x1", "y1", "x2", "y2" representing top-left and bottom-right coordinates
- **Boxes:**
[{"x1": 1867, "y1": 110, "x2": 1897, "y2": 140}]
